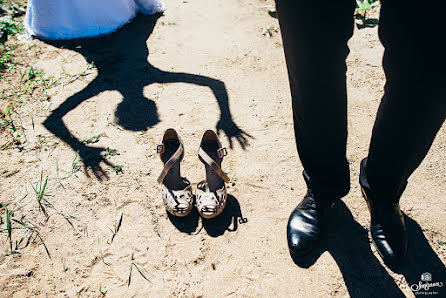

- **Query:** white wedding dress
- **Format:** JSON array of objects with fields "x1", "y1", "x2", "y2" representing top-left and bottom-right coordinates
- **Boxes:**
[{"x1": 24, "y1": 0, "x2": 165, "y2": 40}]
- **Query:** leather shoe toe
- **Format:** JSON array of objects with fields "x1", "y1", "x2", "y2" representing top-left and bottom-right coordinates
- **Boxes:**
[{"x1": 287, "y1": 207, "x2": 322, "y2": 256}]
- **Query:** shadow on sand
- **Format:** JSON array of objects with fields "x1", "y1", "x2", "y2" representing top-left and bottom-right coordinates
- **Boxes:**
[
  {"x1": 167, "y1": 194, "x2": 247, "y2": 237},
  {"x1": 42, "y1": 13, "x2": 252, "y2": 180},
  {"x1": 290, "y1": 201, "x2": 446, "y2": 297},
  {"x1": 393, "y1": 216, "x2": 446, "y2": 296},
  {"x1": 202, "y1": 194, "x2": 247, "y2": 237}
]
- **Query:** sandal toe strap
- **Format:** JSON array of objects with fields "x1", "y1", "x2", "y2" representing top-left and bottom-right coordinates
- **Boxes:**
[
  {"x1": 162, "y1": 184, "x2": 193, "y2": 210},
  {"x1": 196, "y1": 185, "x2": 227, "y2": 211}
]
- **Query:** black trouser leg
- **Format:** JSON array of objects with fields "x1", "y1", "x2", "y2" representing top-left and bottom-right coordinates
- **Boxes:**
[
  {"x1": 275, "y1": 0, "x2": 356, "y2": 201},
  {"x1": 366, "y1": 0, "x2": 446, "y2": 202}
]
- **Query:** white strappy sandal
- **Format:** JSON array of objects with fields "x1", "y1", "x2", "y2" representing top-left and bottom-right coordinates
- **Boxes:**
[
  {"x1": 157, "y1": 129, "x2": 193, "y2": 217},
  {"x1": 196, "y1": 130, "x2": 230, "y2": 219}
]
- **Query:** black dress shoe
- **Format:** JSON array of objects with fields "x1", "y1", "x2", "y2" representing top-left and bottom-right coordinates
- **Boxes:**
[
  {"x1": 287, "y1": 171, "x2": 334, "y2": 256},
  {"x1": 360, "y1": 158, "x2": 408, "y2": 268}
]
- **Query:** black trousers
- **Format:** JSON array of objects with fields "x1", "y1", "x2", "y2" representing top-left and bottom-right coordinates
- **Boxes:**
[{"x1": 275, "y1": 0, "x2": 446, "y2": 202}]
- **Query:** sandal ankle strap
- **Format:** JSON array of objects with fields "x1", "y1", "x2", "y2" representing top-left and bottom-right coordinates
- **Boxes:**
[
  {"x1": 157, "y1": 142, "x2": 184, "y2": 184},
  {"x1": 198, "y1": 147, "x2": 230, "y2": 183}
]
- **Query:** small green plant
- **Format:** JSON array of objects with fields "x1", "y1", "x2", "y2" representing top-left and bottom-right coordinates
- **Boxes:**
[
  {"x1": 71, "y1": 151, "x2": 82, "y2": 176},
  {"x1": 0, "y1": 17, "x2": 24, "y2": 36},
  {"x1": 31, "y1": 134, "x2": 56, "y2": 152},
  {"x1": 1, "y1": 1, "x2": 26, "y2": 17},
  {"x1": 0, "y1": 5, "x2": 24, "y2": 74},
  {"x1": 1, "y1": 92, "x2": 23, "y2": 104},
  {"x1": 61, "y1": 64, "x2": 92, "y2": 85},
  {"x1": 356, "y1": 0, "x2": 379, "y2": 18},
  {"x1": 26, "y1": 67, "x2": 43, "y2": 81},
  {"x1": 56, "y1": 160, "x2": 65, "y2": 189},
  {"x1": 101, "y1": 148, "x2": 119, "y2": 159},
  {"x1": 82, "y1": 135, "x2": 100, "y2": 144},
  {"x1": 31, "y1": 171, "x2": 79, "y2": 227},
  {"x1": 0, "y1": 202, "x2": 51, "y2": 258},
  {"x1": 262, "y1": 26, "x2": 278, "y2": 38},
  {"x1": 0, "y1": 107, "x2": 25, "y2": 150},
  {"x1": 0, "y1": 50, "x2": 12, "y2": 70},
  {"x1": 18, "y1": 66, "x2": 56, "y2": 98},
  {"x1": 128, "y1": 252, "x2": 150, "y2": 287},
  {"x1": 99, "y1": 284, "x2": 107, "y2": 297},
  {"x1": 107, "y1": 211, "x2": 123, "y2": 244},
  {"x1": 1, "y1": 107, "x2": 16, "y2": 131},
  {"x1": 96, "y1": 236, "x2": 111, "y2": 265},
  {"x1": 32, "y1": 172, "x2": 49, "y2": 219},
  {"x1": 112, "y1": 165, "x2": 123, "y2": 174},
  {"x1": 20, "y1": 66, "x2": 45, "y2": 88},
  {"x1": 4, "y1": 204, "x2": 13, "y2": 253}
]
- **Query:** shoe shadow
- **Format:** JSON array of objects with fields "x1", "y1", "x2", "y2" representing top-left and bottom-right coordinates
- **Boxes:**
[
  {"x1": 167, "y1": 207, "x2": 200, "y2": 235},
  {"x1": 202, "y1": 194, "x2": 247, "y2": 238},
  {"x1": 291, "y1": 201, "x2": 405, "y2": 297},
  {"x1": 392, "y1": 215, "x2": 446, "y2": 296}
]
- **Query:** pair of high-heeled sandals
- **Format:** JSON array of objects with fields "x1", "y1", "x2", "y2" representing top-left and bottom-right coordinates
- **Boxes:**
[{"x1": 157, "y1": 129, "x2": 230, "y2": 219}]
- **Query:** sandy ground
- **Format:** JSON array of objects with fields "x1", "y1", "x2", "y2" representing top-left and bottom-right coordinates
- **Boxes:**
[{"x1": 1, "y1": 0, "x2": 445, "y2": 297}]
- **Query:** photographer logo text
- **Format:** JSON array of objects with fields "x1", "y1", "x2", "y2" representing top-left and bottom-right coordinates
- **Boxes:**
[{"x1": 411, "y1": 272, "x2": 443, "y2": 295}]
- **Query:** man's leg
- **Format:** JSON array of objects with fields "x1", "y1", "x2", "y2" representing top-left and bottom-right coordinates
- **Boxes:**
[
  {"x1": 275, "y1": 0, "x2": 356, "y2": 256},
  {"x1": 276, "y1": 0, "x2": 356, "y2": 201},
  {"x1": 366, "y1": 0, "x2": 446, "y2": 201},
  {"x1": 361, "y1": 0, "x2": 446, "y2": 266}
]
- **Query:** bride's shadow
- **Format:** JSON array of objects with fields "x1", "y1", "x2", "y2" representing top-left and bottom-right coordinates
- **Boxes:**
[{"x1": 43, "y1": 13, "x2": 252, "y2": 180}]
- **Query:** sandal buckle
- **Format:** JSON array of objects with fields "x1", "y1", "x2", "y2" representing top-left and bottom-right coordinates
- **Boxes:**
[
  {"x1": 157, "y1": 144, "x2": 164, "y2": 154},
  {"x1": 217, "y1": 147, "x2": 227, "y2": 158}
]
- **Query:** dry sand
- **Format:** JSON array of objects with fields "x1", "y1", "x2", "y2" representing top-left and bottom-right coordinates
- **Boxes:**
[{"x1": 1, "y1": 0, "x2": 445, "y2": 297}]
